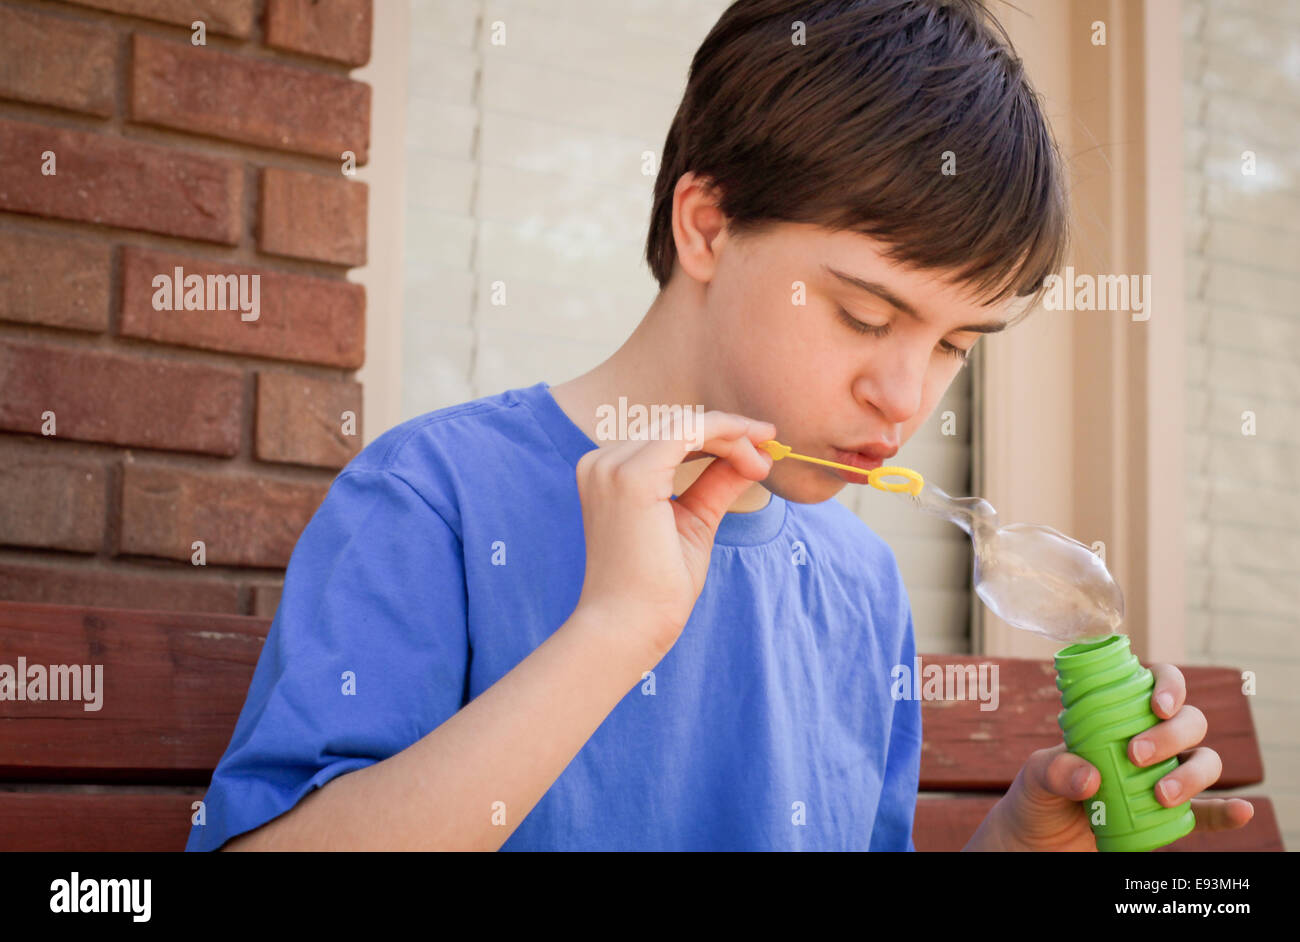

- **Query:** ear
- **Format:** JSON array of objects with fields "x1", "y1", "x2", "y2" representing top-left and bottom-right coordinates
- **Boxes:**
[{"x1": 671, "y1": 172, "x2": 728, "y2": 284}]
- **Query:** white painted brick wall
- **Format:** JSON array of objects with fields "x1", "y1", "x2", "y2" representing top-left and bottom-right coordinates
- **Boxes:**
[
  {"x1": 400, "y1": 0, "x2": 976, "y2": 655},
  {"x1": 1184, "y1": 0, "x2": 1300, "y2": 850}
]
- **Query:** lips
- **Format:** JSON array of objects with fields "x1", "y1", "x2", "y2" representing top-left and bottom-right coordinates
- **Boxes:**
[
  {"x1": 831, "y1": 449, "x2": 885, "y2": 471},
  {"x1": 839, "y1": 443, "x2": 899, "y2": 462},
  {"x1": 829, "y1": 443, "x2": 899, "y2": 482}
]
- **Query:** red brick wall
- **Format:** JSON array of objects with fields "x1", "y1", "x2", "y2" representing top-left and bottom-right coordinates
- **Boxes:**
[{"x1": 0, "y1": 0, "x2": 374, "y2": 617}]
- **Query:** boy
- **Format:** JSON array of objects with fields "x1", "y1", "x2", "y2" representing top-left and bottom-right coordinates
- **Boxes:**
[{"x1": 188, "y1": 0, "x2": 1252, "y2": 851}]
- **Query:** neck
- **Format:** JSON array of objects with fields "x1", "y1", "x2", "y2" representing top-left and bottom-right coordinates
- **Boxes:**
[{"x1": 549, "y1": 283, "x2": 771, "y2": 513}]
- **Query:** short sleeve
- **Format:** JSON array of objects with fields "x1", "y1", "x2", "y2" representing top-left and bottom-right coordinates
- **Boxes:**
[
  {"x1": 185, "y1": 469, "x2": 469, "y2": 851},
  {"x1": 868, "y1": 590, "x2": 922, "y2": 852}
]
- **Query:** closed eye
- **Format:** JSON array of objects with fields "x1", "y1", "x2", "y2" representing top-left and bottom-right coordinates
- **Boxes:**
[
  {"x1": 835, "y1": 305, "x2": 890, "y2": 337},
  {"x1": 836, "y1": 306, "x2": 970, "y2": 363},
  {"x1": 941, "y1": 341, "x2": 971, "y2": 363}
]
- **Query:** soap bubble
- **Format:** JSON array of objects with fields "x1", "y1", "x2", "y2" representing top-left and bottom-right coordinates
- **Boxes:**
[{"x1": 902, "y1": 484, "x2": 1123, "y2": 644}]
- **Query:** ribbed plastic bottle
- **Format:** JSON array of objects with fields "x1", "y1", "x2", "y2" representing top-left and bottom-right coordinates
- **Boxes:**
[{"x1": 1055, "y1": 634, "x2": 1196, "y2": 851}]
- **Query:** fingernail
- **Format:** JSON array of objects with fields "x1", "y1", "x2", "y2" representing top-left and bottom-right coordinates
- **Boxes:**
[
  {"x1": 1072, "y1": 768, "x2": 1091, "y2": 793},
  {"x1": 1159, "y1": 779, "x2": 1181, "y2": 802},
  {"x1": 1132, "y1": 739, "x2": 1154, "y2": 765},
  {"x1": 1156, "y1": 691, "x2": 1175, "y2": 715}
]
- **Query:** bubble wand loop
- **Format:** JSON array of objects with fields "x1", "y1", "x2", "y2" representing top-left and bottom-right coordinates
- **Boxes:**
[{"x1": 758, "y1": 439, "x2": 925, "y2": 496}]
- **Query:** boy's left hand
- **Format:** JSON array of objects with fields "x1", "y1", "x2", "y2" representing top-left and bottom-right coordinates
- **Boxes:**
[{"x1": 967, "y1": 664, "x2": 1256, "y2": 851}]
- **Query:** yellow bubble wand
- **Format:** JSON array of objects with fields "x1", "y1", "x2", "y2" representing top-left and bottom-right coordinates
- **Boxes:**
[{"x1": 758, "y1": 440, "x2": 925, "y2": 496}]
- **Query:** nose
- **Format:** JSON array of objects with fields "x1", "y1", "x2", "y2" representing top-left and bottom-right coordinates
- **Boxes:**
[{"x1": 855, "y1": 341, "x2": 928, "y2": 425}]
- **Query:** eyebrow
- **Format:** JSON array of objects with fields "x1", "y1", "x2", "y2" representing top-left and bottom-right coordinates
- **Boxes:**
[{"x1": 823, "y1": 264, "x2": 1010, "y2": 334}]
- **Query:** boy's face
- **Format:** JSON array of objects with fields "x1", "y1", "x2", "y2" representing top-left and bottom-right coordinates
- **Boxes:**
[{"x1": 698, "y1": 221, "x2": 1015, "y2": 504}]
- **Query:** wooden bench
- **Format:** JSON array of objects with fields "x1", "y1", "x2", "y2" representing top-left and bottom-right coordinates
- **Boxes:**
[
  {"x1": 912, "y1": 654, "x2": 1283, "y2": 851},
  {"x1": 0, "y1": 601, "x2": 1284, "y2": 851}
]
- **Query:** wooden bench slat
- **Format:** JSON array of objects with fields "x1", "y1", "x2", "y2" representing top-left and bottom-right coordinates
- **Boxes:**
[
  {"x1": 913, "y1": 795, "x2": 1284, "y2": 852},
  {"x1": 0, "y1": 601, "x2": 269, "y2": 782},
  {"x1": 916, "y1": 655, "x2": 1265, "y2": 789},
  {"x1": 0, "y1": 788, "x2": 206, "y2": 851},
  {"x1": 0, "y1": 790, "x2": 1283, "y2": 852}
]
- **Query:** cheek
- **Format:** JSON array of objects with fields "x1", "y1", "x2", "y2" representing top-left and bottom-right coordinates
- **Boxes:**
[
  {"x1": 733, "y1": 295, "x2": 831, "y2": 385},
  {"x1": 709, "y1": 263, "x2": 794, "y2": 352}
]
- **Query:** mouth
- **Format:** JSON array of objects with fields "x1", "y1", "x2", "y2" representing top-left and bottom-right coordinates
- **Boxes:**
[{"x1": 829, "y1": 445, "x2": 898, "y2": 483}]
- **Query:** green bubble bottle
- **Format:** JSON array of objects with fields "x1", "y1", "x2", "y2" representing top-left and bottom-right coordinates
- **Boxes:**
[{"x1": 1055, "y1": 634, "x2": 1196, "y2": 851}]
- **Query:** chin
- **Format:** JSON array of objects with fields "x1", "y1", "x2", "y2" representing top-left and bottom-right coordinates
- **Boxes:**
[{"x1": 765, "y1": 464, "x2": 847, "y2": 504}]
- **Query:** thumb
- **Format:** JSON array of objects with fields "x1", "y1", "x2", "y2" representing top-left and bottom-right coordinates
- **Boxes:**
[{"x1": 673, "y1": 453, "x2": 772, "y2": 534}]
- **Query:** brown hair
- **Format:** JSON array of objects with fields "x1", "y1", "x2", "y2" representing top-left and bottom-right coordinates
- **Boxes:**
[{"x1": 645, "y1": 0, "x2": 1068, "y2": 314}]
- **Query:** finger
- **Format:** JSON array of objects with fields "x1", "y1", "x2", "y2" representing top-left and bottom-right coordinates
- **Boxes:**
[
  {"x1": 1023, "y1": 744, "x2": 1100, "y2": 802},
  {"x1": 691, "y1": 421, "x2": 775, "y2": 481},
  {"x1": 673, "y1": 453, "x2": 770, "y2": 534},
  {"x1": 620, "y1": 410, "x2": 775, "y2": 483},
  {"x1": 1148, "y1": 663, "x2": 1186, "y2": 719},
  {"x1": 1189, "y1": 797, "x2": 1255, "y2": 832},
  {"x1": 1152, "y1": 746, "x2": 1223, "y2": 807},
  {"x1": 682, "y1": 416, "x2": 777, "y2": 463},
  {"x1": 576, "y1": 411, "x2": 761, "y2": 499},
  {"x1": 693, "y1": 412, "x2": 777, "y2": 472},
  {"x1": 1128, "y1": 703, "x2": 1207, "y2": 767},
  {"x1": 591, "y1": 410, "x2": 731, "y2": 466}
]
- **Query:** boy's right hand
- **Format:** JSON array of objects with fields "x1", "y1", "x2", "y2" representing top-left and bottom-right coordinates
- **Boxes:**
[{"x1": 572, "y1": 410, "x2": 776, "y2": 658}]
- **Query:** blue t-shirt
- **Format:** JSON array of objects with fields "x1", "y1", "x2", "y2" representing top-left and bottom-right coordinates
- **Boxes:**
[{"x1": 186, "y1": 382, "x2": 921, "y2": 851}]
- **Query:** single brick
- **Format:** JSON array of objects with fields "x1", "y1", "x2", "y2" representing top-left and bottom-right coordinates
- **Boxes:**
[
  {"x1": 265, "y1": 0, "x2": 373, "y2": 66},
  {"x1": 63, "y1": 0, "x2": 255, "y2": 38},
  {"x1": 119, "y1": 464, "x2": 330, "y2": 567},
  {"x1": 0, "y1": 231, "x2": 112, "y2": 332},
  {"x1": 259, "y1": 167, "x2": 368, "y2": 266},
  {"x1": 248, "y1": 582, "x2": 283, "y2": 617},
  {"x1": 0, "y1": 446, "x2": 106, "y2": 553},
  {"x1": 0, "y1": 6, "x2": 116, "y2": 116},
  {"x1": 130, "y1": 34, "x2": 371, "y2": 163},
  {"x1": 0, "y1": 562, "x2": 242, "y2": 614},
  {"x1": 0, "y1": 340, "x2": 243, "y2": 455},
  {"x1": 255, "y1": 371, "x2": 362, "y2": 469},
  {"x1": 0, "y1": 118, "x2": 242, "y2": 244},
  {"x1": 120, "y1": 247, "x2": 366, "y2": 368}
]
